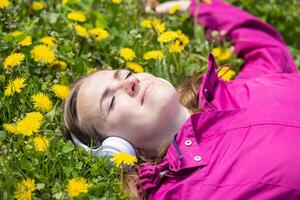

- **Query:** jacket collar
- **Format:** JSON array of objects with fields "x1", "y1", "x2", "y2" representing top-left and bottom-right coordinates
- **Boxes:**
[{"x1": 137, "y1": 53, "x2": 241, "y2": 193}]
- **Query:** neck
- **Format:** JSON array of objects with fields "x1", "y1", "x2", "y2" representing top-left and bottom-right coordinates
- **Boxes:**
[{"x1": 144, "y1": 105, "x2": 191, "y2": 158}]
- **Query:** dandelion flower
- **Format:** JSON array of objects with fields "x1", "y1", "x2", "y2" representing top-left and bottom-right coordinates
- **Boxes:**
[
  {"x1": 16, "y1": 112, "x2": 43, "y2": 136},
  {"x1": 218, "y1": 49, "x2": 233, "y2": 61},
  {"x1": 176, "y1": 30, "x2": 189, "y2": 45},
  {"x1": 211, "y1": 47, "x2": 222, "y2": 58},
  {"x1": 218, "y1": 66, "x2": 236, "y2": 81},
  {"x1": 152, "y1": 19, "x2": 166, "y2": 33},
  {"x1": 67, "y1": 11, "x2": 86, "y2": 22},
  {"x1": 40, "y1": 36, "x2": 56, "y2": 47},
  {"x1": 14, "y1": 178, "x2": 36, "y2": 200},
  {"x1": 110, "y1": 152, "x2": 137, "y2": 168},
  {"x1": 3, "y1": 123, "x2": 17, "y2": 133},
  {"x1": 74, "y1": 25, "x2": 88, "y2": 37},
  {"x1": 19, "y1": 36, "x2": 32, "y2": 46},
  {"x1": 52, "y1": 84, "x2": 70, "y2": 100},
  {"x1": 89, "y1": 28, "x2": 109, "y2": 41},
  {"x1": 211, "y1": 48, "x2": 232, "y2": 62},
  {"x1": 4, "y1": 77, "x2": 26, "y2": 96},
  {"x1": 141, "y1": 19, "x2": 152, "y2": 29},
  {"x1": 169, "y1": 4, "x2": 181, "y2": 14},
  {"x1": 143, "y1": 50, "x2": 164, "y2": 60},
  {"x1": 112, "y1": 0, "x2": 122, "y2": 4},
  {"x1": 50, "y1": 60, "x2": 67, "y2": 70},
  {"x1": 126, "y1": 62, "x2": 144, "y2": 73},
  {"x1": 32, "y1": 2, "x2": 45, "y2": 11},
  {"x1": 120, "y1": 48, "x2": 136, "y2": 61},
  {"x1": 0, "y1": 0, "x2": 9, "y2": 9},
  {"x1": 33, "y1": 136, "x2": 49, "y2": 152},
  {"x1": 3, "y1": 53, "x2": 25, "y2": 70},
  {"x1": 157, "y1": 31, "x2": 178, "y2": 43},
  {"x1": 11, "y1": 31, "x2": 24, "y2": 37},
  {"x1": 169, "y1": 40, "x2": 184, "y2": 53},
  {"x1": 66, "y1": 177, "x2": 88, "y2": 198},
  {"x1": 31, "y1": 45, "x2": 55, "y2": 64},
  {"x1": 31, "y1": 93, "x2": 53, "y2": 112}
]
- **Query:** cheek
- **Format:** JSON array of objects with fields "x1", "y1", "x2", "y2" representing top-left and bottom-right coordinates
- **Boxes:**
[{"x1": 112, "y1": 97, "x2": 139, "y2": 120}]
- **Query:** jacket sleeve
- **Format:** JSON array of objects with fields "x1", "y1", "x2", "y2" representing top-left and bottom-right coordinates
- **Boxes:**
[{"x1": 189, "y1": 0, "x2": 298, "y2": 80}]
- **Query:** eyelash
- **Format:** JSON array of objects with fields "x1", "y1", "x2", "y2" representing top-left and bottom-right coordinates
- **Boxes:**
[{"x1": 109, "y1": 71, "x2": 132, "y2": 112}]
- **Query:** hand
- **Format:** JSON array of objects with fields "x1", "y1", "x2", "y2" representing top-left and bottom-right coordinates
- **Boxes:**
[{"x1": 154, "y1": 0, "x2": 191, "y2": 14}]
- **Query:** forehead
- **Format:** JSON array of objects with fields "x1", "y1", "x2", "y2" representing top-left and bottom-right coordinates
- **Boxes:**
[{"x1": 76, "y1": 70, "x2": 113, "y2": 124}]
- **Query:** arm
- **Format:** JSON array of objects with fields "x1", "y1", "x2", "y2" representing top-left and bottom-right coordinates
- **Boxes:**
[{"x1": 189, "y1": 0, "x2": 298, "y2": 79}]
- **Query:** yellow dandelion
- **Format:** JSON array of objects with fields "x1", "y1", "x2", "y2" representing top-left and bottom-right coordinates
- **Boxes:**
[
  {"x1": 2, "y1": 123, "x2": 17, "y2": 133},
  {"x1": 218, "y1": 49, "x2": 233, "y2": 61},
  {"x1": 67, "y1": 11, "x2": 86, "y2": 22},
  {"x1": 169, "y1": 4, "x2": 181, "y2": 14},
  {"x1": 52, "y1": 84, "x2": 70, "y2": 100},
  {"x1": 15, "y1": 112, "x2": 43, "y2": 136},
  {"x1": 0, "y1": 0, "x2": 9, "y2": 9},
  {"x1": 50, "y1": 60, "x2": 67, "y2": 70},
  {"x1": 141, "y1": 19, "x2": 152, "y2": 29},
  {"x1": 31, "y1": 93, "x2": 53, "y2": 112},
  {"x1": 32, "y1": 2, "x2": 45, "y2": 11},
  {"x1": 120, "y1": 48, "x2": 136, "y2": 61},
  {"x1": 40, "y1": 36, "x2": 56, "y2": 47},
  {"x1": 218, "y1": 66, "x2": 236, "y2": 81},
  {"x1": 33, "y1": 136, "x2": 49, "y2": 152},
  {"x1": 126, "y1": 62, "x2": 144, "y2": 73},
  {"x1": 89, "y1": 28, "x2": 109, "y2": 41},
  {"x1": 11, "y1": 31, "x2": 24, "y2": 37},
  {"x1": 4, "y1": 77, "x2": 26, "y2": 96},
  {"x1": 74, "y1": 25, "x2": 88, "y2": 37},
  {"x1": 31, "y1": 45, "x2": 56, "y2": 64},
  {"x1": 157, "y1": 31, "x2": 178, "y2": 43},
  {"x1": 211, "y1": 48, "x2": 232, "y2": 62},
  {"x1": 3, "y1": 53, "x2": 25, "y2": 70},
  {"x1": 112, "y1": 0, "x2": 122, "y2": 4},
  {"x1": 176, "y1": 30, "x2": 189, "y2": 45},
  {"x1": 169, "y1": 40, "x2": 184, "y2": 53},
  {"x1": 152, "y1": 19, "x2": 166, "y2": 33},
  {"x1": 143, "y1": 50, "x2": 164, "y2": 60},
  {"x1": 110, "y1": 152, "x2": 137, "y2": 168},
  {"x1": 211, "y1": 47, "x2": 222, "y2": 58},
  {"x1": 66, "y1": 177, "x2": 88, "y2": 198},
  {"x1": 14, "y1": 178, "x2": 36, "y2": 200},
  {"x1": 19, "y1": 36, "x2": 32, "y2": 46}
]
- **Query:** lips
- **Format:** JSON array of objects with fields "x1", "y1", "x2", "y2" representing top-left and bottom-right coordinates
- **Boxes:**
[{"x1": 141, "y1": 84, "x2": 152, "y2": 105}]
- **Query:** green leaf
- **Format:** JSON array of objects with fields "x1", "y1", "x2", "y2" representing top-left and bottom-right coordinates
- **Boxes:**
[
  {"x1": 62, "y1": 142, "x2": 75, "y2": 153},
  {"x1": 0, "y1": 131, "x2": 6, "y2": 141}
]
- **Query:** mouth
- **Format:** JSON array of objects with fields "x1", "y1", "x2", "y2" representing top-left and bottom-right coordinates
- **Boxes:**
[{"x1": 141, "y1": 84, "x2": 152, "y2": 105}]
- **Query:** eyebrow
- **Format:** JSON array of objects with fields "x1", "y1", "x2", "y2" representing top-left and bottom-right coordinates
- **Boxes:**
[{"x1": 99, "y1": 69, "x2": 122, "y2": 120}]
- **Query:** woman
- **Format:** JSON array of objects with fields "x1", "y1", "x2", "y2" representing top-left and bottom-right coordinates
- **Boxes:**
[{"x1": 63, "y1": 0, "x2": 300, "y2": 199}]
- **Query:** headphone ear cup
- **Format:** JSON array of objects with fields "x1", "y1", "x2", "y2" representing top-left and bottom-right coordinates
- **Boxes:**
[{"x1": 98, "y1": 137, "x2": 136, "y2": 158}]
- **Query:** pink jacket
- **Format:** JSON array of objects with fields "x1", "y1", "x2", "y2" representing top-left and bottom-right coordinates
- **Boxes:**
[{"x1": 138, "y1": 0, "x2": 300, "y2": 199}]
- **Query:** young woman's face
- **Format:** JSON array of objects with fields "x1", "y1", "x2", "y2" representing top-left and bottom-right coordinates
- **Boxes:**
[{"x1": 77, "y1": 69, "x2": 183, "y2": 151}]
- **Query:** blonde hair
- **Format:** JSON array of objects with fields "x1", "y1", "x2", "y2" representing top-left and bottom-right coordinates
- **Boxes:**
[{"x1": 63, "y1": 70, "x2": 202, "y2": 199}]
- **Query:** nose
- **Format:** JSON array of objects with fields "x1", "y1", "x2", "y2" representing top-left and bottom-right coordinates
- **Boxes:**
[{"x1": 119, "y1": 75, "x2": 140, "y2": 97}]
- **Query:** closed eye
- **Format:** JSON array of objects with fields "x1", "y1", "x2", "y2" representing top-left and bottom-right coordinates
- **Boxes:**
[{"x1": 109, "y1": 71, "x2": 133, "y2": 112}]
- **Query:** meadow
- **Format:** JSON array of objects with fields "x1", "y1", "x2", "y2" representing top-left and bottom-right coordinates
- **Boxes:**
[{"x1": 1, "y1": 0, "x2": 300, "y2": 199}]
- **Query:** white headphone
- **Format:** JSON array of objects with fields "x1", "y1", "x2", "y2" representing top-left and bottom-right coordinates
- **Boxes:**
[
  {"x1": 70, "y1": 132, "x2": 136, "y2": 158},
  {"x1": 70, "y1": 77, "x2": 173, "y2": 158}
]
